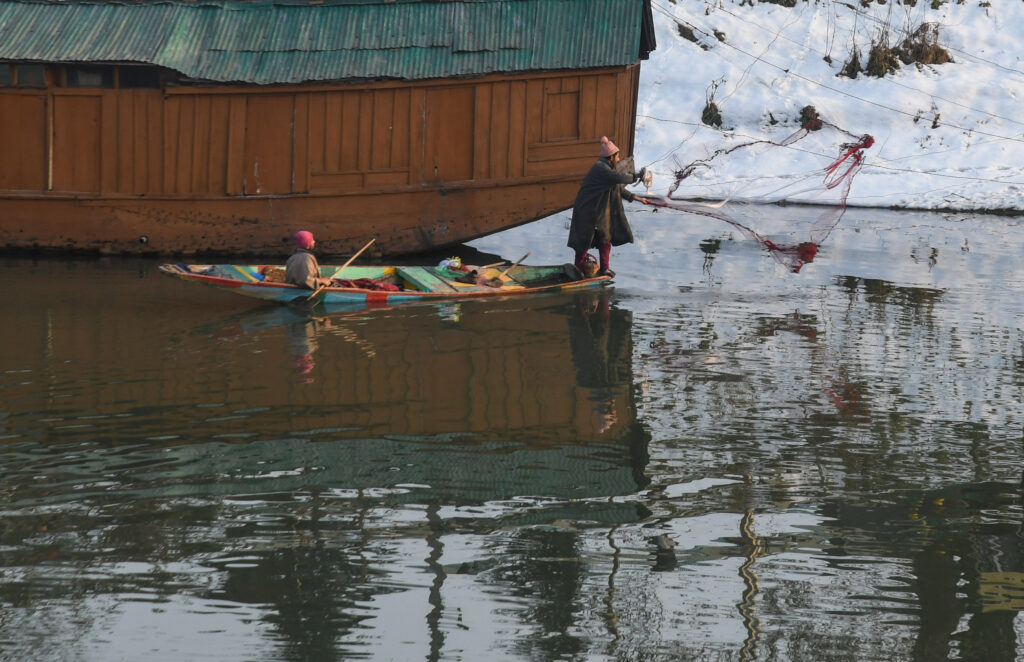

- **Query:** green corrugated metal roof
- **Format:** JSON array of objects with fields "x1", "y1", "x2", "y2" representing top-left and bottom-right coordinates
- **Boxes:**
[{"x1": 0, "y1": 0, "x2": 646, "y2": 84}]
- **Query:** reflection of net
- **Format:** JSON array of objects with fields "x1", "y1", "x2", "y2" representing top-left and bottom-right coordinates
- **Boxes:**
[{"x1": 646, "y1": 118, "x2": 873, "y2": 273}]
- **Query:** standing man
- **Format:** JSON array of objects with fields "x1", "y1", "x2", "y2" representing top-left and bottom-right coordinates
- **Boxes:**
[
  {"x1": 567, "y1": 136, "x2": 647, "y2": 278},
  {"x1": 285, "y1": 230, "x2": 333, "y2": 289}
]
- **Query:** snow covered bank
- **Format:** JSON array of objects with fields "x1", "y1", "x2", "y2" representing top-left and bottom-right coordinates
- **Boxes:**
[{"x1": 634, "y1": 1, "x2": 1024, "y2": 212}]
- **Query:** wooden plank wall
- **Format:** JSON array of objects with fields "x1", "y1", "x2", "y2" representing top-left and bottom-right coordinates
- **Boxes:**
[
  {"x1": 52, "y1": 94, "x2": 102, "y2": 192},
  {"x1": 0, "y1": 64, "x2": 640, "y2": 197},
  {"x1": 423, "y1": 86, "x2": 475, "y2": 183},
  {"x1": 243, "y1": 95, "x2": 295, "y2": 195},
  {"x1": 0, "y1": 92, "x2": 47, "y2": 190},
  {"x1": 164, "y1": 94, "x2": 233, "y2": 195},
  {"x1": 523, "y1": 70, "x2": 631, "y2": 177},
  {"x1": 99, "y1": 91, "x2": 165, "y2": 194},
  {"x1": 473, "y1": 80, "x2": 528, "y2": 182},
  {"x1": 307, "y1": 88, "x2": 411, "y2": 192}
]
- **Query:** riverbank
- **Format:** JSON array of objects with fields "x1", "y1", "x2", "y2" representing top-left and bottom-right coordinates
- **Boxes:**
[{"x1": 635, "y1": 1, "x2": 1024, "y2": 212}]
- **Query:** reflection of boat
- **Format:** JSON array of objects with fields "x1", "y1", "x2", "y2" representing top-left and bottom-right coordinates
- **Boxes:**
[
  {"x1": 159, "y1": 262, "x2": 610, "y2": 306},
  {"x1": 191, "y1": 291, "x2": 642, "y2": 445}
]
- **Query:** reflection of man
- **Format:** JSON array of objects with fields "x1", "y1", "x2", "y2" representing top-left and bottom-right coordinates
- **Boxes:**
[
  {"x1": 569, "y1": 292, "x2": 632, "y2": 386},
  {"x1": 567, "y1": 291, "x2": 651, "y2": 490},
  {"x1": 568, "y1": 292, "x2": 633, "y2": 434}
]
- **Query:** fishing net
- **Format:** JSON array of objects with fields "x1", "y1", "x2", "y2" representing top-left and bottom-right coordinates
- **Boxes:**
[{"x1": 642, "y1": 107, "x2": 873, "y2": 273}]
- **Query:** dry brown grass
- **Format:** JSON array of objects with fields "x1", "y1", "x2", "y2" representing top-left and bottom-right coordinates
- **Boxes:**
[{"x1": 898, "y1": 22, "x2": 953, "y2": 66}]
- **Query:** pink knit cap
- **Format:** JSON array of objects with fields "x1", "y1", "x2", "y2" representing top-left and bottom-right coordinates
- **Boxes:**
[
  {"x1": 294, "y1": 230, "x2": 315, "y2": 249},
  {"x1": 599, "y1": 136, "x2": 619, "y2": 157}
]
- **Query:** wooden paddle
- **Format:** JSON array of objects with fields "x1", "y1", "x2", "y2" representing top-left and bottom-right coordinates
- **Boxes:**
[
  {"x1": 500, "y1": 252, "x2": 529, "y2": 278},
  {"x1": 306, "y1": 237, "x2": 376, "y2": 301},
  {"x1": 465, "y1": 260, "x2": 506, "y2": 277},
  {"x1": 477, "y1": 252, "x2": 529, "y2": 288}
]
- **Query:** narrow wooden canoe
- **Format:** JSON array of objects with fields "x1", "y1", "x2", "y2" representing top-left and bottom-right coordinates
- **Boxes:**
[{"x1": 159, "y1": 262, "x2": 611, "y2": 306}]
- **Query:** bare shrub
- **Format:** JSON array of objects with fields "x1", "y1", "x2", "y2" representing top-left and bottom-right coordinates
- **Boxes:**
[
  {"x1": 677, "y1": 23, "x2": 698, "y2": 43},
  {"x1": 702, "y1": 101, "x2": 723, "y2": 127},
  {"x1": 865, "y1": 40, "x2": 900, "y2": 77},
  {"x1": 839, "y1": 47, "x2": 863, "y2": 78},
  {"x1": 702, "y1": 78, "x2": 724, "y2": 128},
  {"x1": 799, "y1": 105, "x2": 821, "y2": 130},
  {"x1": 898, "y1": 22, "x2": 952, "y2": 66}
]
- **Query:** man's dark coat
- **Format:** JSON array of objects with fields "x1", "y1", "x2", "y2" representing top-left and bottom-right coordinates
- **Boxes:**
[{"x1": 567, "y1": 157, "x2": 636, "y2": 252}]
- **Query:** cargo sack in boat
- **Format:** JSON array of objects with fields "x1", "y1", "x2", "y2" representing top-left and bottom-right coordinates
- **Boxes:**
[{"x1": 260, "y1": 267, "x2": 287, "y2": 283}]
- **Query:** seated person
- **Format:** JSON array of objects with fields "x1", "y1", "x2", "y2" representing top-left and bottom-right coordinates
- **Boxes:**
[{"x1": 285, "y1": 231, "x2": 333, "y2": 289}]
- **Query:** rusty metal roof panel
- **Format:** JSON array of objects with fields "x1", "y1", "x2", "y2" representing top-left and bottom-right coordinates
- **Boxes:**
[{"x1": 0, "y1": 0, "x2": 645, "y2": 84}]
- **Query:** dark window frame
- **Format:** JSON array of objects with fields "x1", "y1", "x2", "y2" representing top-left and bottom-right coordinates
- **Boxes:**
[
  {"x1": 118, "y1": 66, "x2": 163, "y2": 89},
  {"x1": 65, "y1": 65, "x2": 115, "y2": 89},
  {"x1": 0, "y1": 63, "x2": 48, "y2": 88}
]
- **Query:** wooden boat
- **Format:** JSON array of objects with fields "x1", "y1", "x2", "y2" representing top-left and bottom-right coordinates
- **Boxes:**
[{"x1": 159, "y1": 261, "x2": 610, "y2": 306}]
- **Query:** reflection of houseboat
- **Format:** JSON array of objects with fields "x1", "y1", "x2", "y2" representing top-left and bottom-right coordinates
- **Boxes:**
[
  {"x1": 7, "y1": 278, "x2": 650, "y2": 503},
  {"x1": 0, "y1": 0, "x2": 656, "y2": 256}
]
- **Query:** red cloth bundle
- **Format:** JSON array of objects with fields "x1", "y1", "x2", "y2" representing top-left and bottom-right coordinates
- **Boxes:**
[{"x1": 331, "y1": 278, "x2": 400, "y2": 291}]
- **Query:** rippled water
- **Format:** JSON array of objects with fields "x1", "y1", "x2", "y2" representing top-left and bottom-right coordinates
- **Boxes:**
[{"x1": 2, "y1": 206, "x2": 1023, "y2": 661}]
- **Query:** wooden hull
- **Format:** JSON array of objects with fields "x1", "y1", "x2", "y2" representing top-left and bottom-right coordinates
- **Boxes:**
[
  {"x1": 160, "y1": 262, "x2": 611, "y2": 307},
  {"x1": 0, "y1": 177, "x2": 578, "y2": 257},
  {"x1": 0, "y1": 64, "x2": 642, "y2": 257}
]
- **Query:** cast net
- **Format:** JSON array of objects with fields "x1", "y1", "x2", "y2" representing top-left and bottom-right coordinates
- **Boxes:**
[{"x1": 642, "y1": 108, "x2": 873, "y2": 273}]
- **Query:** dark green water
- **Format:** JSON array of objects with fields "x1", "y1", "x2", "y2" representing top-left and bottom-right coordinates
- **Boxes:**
[{"x1": 2, "y1": 206, "x2": 1022, "y2": 661}]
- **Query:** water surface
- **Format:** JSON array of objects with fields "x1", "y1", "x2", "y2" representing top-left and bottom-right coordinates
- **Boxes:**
[{"x1": 2, "y1": 206, "x2": 1023, "y2": 660}]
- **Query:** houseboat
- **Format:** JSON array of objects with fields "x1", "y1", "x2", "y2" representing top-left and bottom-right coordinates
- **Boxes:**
[{"x1": 0, "y1": 0, "x2": 656, "y2": 256}]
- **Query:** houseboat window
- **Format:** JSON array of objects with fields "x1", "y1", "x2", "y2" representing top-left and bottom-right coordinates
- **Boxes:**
[
  {"x1": 119, "y1": 66, "x2": 161, "y2": 89},
  {"x1": 17, "y1": 64, "x2": 46, "y2": 86},
  {"x1": 66, "y1": 66, "x2": 114, "y2": 89},
  {"x1": 1, "y1": 63, "x2": 47, "y2": 87},
  {"x1": 543, "y1": 89, "x2": 580, "y2": 141}
]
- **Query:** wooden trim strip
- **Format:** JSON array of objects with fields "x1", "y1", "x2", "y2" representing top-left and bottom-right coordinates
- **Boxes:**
[
  {"x1": 0, "y1": 172, "x2": 584, "y2": 202},
  {"x1": 161, "y1": 65, "x2": 637, "y2": 97}
]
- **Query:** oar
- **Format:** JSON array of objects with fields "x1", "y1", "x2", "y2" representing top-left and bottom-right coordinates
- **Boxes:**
[
  {"x1": 306, "y1": 237, "x2": 376, "y2": 301},
  {"x1": 500, "y1": 252, "x2": 529, "y2": 278},
  {"x1": 467, "y1": 260, "x2": 506, "y2": 277},
  {"x1": 475, "y1": 253, "x2": 529, "y2": 288}
]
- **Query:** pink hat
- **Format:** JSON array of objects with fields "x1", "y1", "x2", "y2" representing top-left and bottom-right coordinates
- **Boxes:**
[
  {"x1": 599, "y1": 136, "x2": 619, "y2": 157},
  {"x1": 294, "y1": 230, "x2": 314, "y2": 249}
]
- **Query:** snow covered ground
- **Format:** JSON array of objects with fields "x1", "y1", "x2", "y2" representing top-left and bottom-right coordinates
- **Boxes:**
[{"x1": 634, "y1": 0, "x2": 1024, "y2": 211}]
